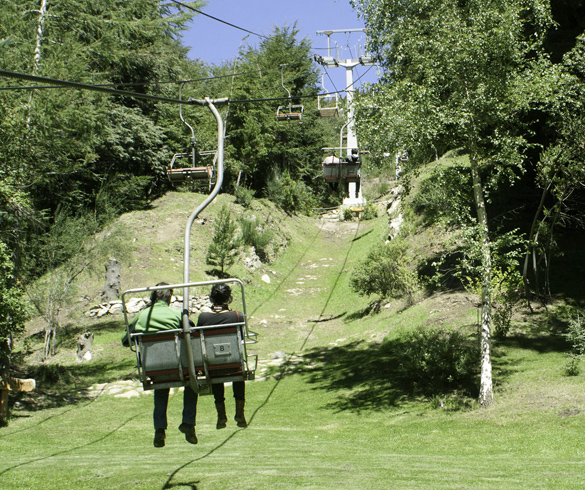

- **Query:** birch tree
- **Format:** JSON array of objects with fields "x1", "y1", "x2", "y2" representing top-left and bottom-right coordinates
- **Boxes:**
[{"x1": 352, "y1": 0, "x2": 555, "y2": 406}]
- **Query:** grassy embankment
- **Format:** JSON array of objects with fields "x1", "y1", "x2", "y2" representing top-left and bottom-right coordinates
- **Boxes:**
[{"x1": 1, "y1": 187, "x2": 585, "y2": 489}]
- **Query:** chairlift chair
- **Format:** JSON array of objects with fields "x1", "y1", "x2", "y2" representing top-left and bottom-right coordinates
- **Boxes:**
[
  {"x1": 276, "y1": 64, "x2": 304, "y2": 122},
  {"x1": 122, "y1": 279, "x2": 258, "y2": 394},
  {"x1": 166, "y1": 82, "x2": 215, "y2": 184},
  {"x1": 123, "y1": 96, "x2": 258, "y2": 396},
  {"x1": 318, "y1": 74, "x2": 339, "y2": 118}
]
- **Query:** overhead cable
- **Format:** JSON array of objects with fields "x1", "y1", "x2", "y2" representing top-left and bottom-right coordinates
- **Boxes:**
[
  {"x1": 0, "y1": 68, "x2": 266, "y2": 92},
  {"x1": 0, "y1": 69, "x2": 226, "y2": 106},
  {"x1": 0, "y1": 69, "x2": 373, "y2": 106}
]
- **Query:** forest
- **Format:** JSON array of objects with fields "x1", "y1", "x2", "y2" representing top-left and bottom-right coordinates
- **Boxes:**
[{"x1": 2, "y1": 0, "x2": 585, "y2": 407}]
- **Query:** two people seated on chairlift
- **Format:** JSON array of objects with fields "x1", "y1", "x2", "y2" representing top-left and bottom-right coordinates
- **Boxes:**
[
  {"x1": 345, "y1": 148, "x2": 361, "y2": 166},
  {"x1": 123, "y1": 282, "x2": 248, "y2": 448}
]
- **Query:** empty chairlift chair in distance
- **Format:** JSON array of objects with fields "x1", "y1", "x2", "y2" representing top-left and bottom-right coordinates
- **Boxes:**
[
  {"x1": 166, "y1": 82, "x2": 214, "y2": 184},
  {"x1": 276, "y1": 64, "x2": 304, "y2": 122},
  {"x1": 317, "y1": 74, "x2": 339, "y2": 118}
]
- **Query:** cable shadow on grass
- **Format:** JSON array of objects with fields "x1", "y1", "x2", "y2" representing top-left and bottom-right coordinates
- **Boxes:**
[{"x1": 0, "y1": 412, "x2": 147, "y2": 477}]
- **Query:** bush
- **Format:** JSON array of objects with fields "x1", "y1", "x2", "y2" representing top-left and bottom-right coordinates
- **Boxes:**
[
  {"x1": 563, "y1": 313, "x2": 585, "y2": 376},
  {"x1": 206, "y1": 205, "x2": 240, "y2": 275},
  {"x1": 342, "y1": 207, "x2": 354, "y2": 221},
  {"x1": 234, "y1": 186, "x2": 254, "y2": 208},
  {"x1": 266, "y1": 171, "x2": 316, "y2": 215},
  {"x1": 399, "y1": 326, "x2": 480, "y2": 396},
  {"x1": 361, "y1": 203, "x2": 378, "y2": 221},
  {"x1": 350, "y1": 239, "x2": 418, "y2": 301},
  {"x1": 238, "y1": 216, "x2": 274, "y2": 263}
]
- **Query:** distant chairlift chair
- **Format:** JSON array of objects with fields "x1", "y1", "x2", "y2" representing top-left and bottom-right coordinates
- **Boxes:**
[
  {"x1": 276, "y1": 64, "x2": 304, "y2": 122},
  {"x1": 317, "y1": 75, "x2": 339, "y2": 118},
  {"x1": 166, "y1": 82, "x2": 214, "y2": 184}
]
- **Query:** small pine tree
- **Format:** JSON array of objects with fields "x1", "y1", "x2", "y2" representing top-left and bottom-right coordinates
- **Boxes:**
[{"x1": 206, "y1": 205, "x2": 240, "y2": 275}]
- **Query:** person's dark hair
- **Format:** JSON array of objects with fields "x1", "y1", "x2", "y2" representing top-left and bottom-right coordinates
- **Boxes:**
[
  {"x1": 209, "y1": 283, "x2": 232, "y2": 305},
  {"x1": 150, "y1": 282, "x2": 172, "y2": 304}
]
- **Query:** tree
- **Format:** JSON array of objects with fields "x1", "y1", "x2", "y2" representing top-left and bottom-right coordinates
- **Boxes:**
[
  {"x1": 206, "y1": 205, "x2": 240, "y2": 276},
  {"x1": 352, "y1": 0, "x2": 556, "y2": 406},
  {"x1": 0, "y1": 241, "x2": 29, "y2": 381},
  {"x1": 26, "y1": 211, "x2": 108, "y2": 359},
  {"x1": 223, "y1": 25, "x2": 327, "y2": 203}
]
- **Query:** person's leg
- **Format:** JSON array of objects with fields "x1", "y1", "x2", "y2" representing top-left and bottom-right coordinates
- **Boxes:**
[
  {"x1": 179, "y1": 386, "x2": 198, "y2": 444},
  {"x1": 181, "y1": 386, "x2": 198, "y2": 425},
  {"x1": 153, "y1": 388, "x2": 170, "y2": 429},
  {"x1": 233, "y1": 382, "x2": 247, "y2": 428},
  {"x1": 153, "y1": 388, "x2": 170, "y2": 447},
  {"x1": 212, "y1": 383, "x2": 227, "y2": 429}
]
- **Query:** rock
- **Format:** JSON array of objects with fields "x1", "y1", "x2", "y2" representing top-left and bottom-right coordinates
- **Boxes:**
[
  {"x1": 261, "y1": 274, "x2": 271, "y2": 284},
  {"x1": 115, "y1": 390, "x2": 140, "y2": 398}
]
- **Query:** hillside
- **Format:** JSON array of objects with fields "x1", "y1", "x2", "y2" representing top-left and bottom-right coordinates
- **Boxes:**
[{"x1": 3, "y1": 189, "x2": 585, "y2": 489}]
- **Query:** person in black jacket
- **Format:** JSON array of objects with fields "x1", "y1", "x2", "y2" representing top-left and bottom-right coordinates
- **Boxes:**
[{"x1": 197, "y1": 283, "x2": 248, "y2": 429}]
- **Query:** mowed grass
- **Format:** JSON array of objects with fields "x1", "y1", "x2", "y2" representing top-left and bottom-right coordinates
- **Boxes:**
[
  {"x1": 2, "y1": 370, "x2": 585, "y2": 490},
  {"x1": 3, "y1": 197, "x2": 585, "y2": 489}
]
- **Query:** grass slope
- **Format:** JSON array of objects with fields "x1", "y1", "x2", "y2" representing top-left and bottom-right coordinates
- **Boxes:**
[{"x1": 2, "y1": 192, "x2": 585, "y2": 489}]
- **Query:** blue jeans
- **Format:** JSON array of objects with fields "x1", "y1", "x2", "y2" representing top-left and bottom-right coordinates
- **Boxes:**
[{"x1": 153, "y1": 386, "x2": 198, "y2": 430}]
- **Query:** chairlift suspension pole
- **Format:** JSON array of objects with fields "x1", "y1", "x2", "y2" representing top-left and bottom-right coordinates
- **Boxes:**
[{"x1": 181, "y1": 97, "x2": 228, "y2": 393}]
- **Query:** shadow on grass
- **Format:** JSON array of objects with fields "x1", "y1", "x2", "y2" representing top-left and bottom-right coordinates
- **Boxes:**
[{"x1": 289, "y1": 334, "x2": 480, "y2": 413}]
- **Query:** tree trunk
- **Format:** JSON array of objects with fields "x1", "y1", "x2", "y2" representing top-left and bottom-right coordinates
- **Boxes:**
[
  {"x1": 470, "y1": 156, "x2": 494, "y2": 408},
  {"x1": 26, "y1": 0, "x2": 48, "y2": 129},
  {"x1": 101, "y1": 258, "x2": 121, "y2": 302},
  {"x1": 76, "y1": 332, "x2": 94, "y2": 361}
]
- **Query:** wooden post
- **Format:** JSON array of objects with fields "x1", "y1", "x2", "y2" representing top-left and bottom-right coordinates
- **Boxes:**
[{"x1": 0, "y1": 378, "x2": 36, "y2": 423}]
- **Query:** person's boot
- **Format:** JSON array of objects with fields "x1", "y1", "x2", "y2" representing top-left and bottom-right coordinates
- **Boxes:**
[
  {"x1": 178, "y1": 423, "x2": 198, "y2": 444},
  {"x1": 153, "y1": 428, "x2": 166, "y2": 448},
  {"x1": 234, "y1": 399, "x2": 247, "y2": 428},
  {"x1": 215, "y1": 401, "x2": 228, "y2": 429}
]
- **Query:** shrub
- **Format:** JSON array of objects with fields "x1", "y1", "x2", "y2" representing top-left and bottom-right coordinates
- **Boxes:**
[
  {"x1": 398, "y1": 326, "x2": 480, "y2": 396},
  {"x1": 238, "y1": 216, "x2": 274, "y2": 263},
  {"x1": 234, "y1": 186, "x2": 254, "y2": 208},
  {"x1": 563, "y1": 313, "x2": 585, "y2": 376},
  {"x1": 342, "y1": 207, "x2": 354, "y2": 221},
  {"x1": 206, "y1": 205, "x2": 240, "y2": 275},
  {"x1": 361, "y1": 203, "x2": 378, "y2": 221},
  {"x1": 350, "y1": 239, "x2": 418, "y2": 301},
  {"x1": 266, "y1": 171, "x2": 316, "y2": 215}
]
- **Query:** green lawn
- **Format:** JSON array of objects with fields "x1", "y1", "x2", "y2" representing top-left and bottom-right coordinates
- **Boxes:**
[{"x1": 3, "y1": 200, "x2": 585, "y2": 489}]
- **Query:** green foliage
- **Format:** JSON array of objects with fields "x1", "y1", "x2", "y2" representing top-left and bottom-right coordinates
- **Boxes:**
[
  {"x1": 563, "y1": 313, "x2": 585, "y2": 376},
  {"x1": 238, "y1": 216, "x2": 274, "y2": 263},
  {"x1": 412, "y1": 164, "x2": 473, "y2": 228},
  {"x1": 0, "y1": 240, "x2": 29, "y2": 378},
  {"x1": 398, "y1": 326, "x2": 480, "y2": 396},
  {"x1": 342, "y1": 207, "x2": 354, "y2": 221},
  {"x1": 361, "y1": 203, "x2": 378, "y2": 221},
  {"x1": 266, "y1": 170, "x2": 316, "y2": 215},
  {"x1": 206, "y1": 205, "x2": 240, "y2": 275},
  {"x1": 234, "y1": 186, "x2": 255, "y2": 208},
  {"x1": 350, "y1": 239, "x2": 419, "y2": 301}
]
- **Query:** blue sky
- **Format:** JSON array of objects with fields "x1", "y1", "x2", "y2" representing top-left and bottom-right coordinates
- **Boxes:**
[{"x1": 180, "y1": 0, "x2": 379, "y2": 93}]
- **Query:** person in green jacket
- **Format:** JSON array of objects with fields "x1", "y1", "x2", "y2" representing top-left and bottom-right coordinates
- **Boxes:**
[{"x1": 125, "y1": 282, "x2": 198, "y2": 448}]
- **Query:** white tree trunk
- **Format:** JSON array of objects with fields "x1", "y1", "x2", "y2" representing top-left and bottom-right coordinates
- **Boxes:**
[
  {"x1": 470, "y1": 156, "x2": 494, "y2": 407},
  {"x1": 27, "y1": 0, "x2": 48, "y2": 128}
]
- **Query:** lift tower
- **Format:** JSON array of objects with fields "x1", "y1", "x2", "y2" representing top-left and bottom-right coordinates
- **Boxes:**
[{"x1": 314, "y1": 29, "x2": 376, "y2": 205}]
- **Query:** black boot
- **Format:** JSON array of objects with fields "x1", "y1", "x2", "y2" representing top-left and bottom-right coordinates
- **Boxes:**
[
  {"x1": 153, "y1": 428, "x2": 165, "y2": 448},
  {"x1": 178, "y1": 423, "x2": 198, "y2": 444},
  {"x1": 235, "y1": 399, "x2": 247, "y2": 428},
  {"x1": 216, "y1": 401, "x2": 228, "y2": 429}
]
